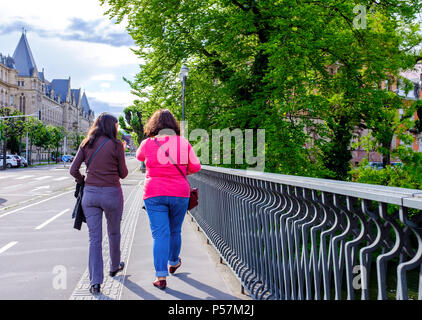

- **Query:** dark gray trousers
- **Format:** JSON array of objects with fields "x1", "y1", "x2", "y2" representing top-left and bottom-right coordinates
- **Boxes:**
[{"x1": 82, "y1": 185, "x2": 124, "y2": 285}]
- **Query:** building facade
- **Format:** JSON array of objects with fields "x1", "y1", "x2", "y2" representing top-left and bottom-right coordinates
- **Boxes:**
[
  {"x1": 0, "y1": 32, "x2": 95, "y2": 157},
  {"x1": 351, "y1": 65, "x2": 422, "y2": 165}
]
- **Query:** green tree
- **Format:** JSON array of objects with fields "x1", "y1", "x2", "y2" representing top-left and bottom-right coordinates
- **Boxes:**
[
  {"x1": 0, "y1": 107, "x2": 27, "y2": 170},
  {"x1": 101, "y1": 0, "x2": 422, "y2": 179},
  {"x1": 69, "y1": 131, "x2": 85, "y2": 153},
  {"x1": 119, "y1": 104, "x2": 147, "y2": 147},
  {"x1": 32, "y1": 122, "x2": 49, "y2": 164},
  {"x1": 49, "y1": 126, "x2": 66, "y2": 163}
]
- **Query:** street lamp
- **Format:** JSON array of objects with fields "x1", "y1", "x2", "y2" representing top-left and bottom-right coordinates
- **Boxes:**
[{"x1": 179, "y1": 64, "x2": 189, "y2": 135}]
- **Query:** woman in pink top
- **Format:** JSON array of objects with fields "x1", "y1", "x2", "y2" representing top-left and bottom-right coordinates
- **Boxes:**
[{"x1": 136, "y1": 109, "x2": 201, "y2": 290}]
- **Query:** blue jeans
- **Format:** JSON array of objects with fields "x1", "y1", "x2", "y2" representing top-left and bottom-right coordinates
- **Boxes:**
[{"x1": 144, "y1": 196, "x2": 190, "y2": 277}]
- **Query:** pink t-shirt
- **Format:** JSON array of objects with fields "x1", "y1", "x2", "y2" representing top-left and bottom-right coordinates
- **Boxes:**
[{"x1": 136, "y1": 135, "x2": 201, "y2": 200}]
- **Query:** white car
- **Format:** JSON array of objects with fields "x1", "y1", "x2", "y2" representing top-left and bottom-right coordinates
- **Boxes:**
[{"x1": 0, "y1": 155, "x2": 20, "y2": 168}]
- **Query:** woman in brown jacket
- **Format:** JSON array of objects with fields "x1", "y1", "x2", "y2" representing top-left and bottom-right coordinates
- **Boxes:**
[{"x1": 70, "y1": 113, "x2": 128, "y2": 295}]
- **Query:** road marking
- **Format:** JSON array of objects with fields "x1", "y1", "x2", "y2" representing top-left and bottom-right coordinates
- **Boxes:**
[
  {"x1": 15, "y1": 175, "x2": 34, "y2": 180},
  {"x1": 1, "y1": 183, "x2": 24, "y2": 191},
  {"x1": 0, "y1": 175, "x2": 16, "y2": 180},
  {"x1": 0, "y1": 241, "x2": 18, "y2": 255},
  {"x1": 34, "y1": 176, "x2": 52, "y2": 181},
  {"x1": 35, "y1": 209, "x2": 70, "y2": 230},
  {"x1": 53, "y1": 177, "x2": 69, "y2": 181},
  {"x1": 0, "y1": 190, "x2": 73, "y2": 219},
  {"x1": 32, "y1": 186, "x2": 50, "y2": 192}
]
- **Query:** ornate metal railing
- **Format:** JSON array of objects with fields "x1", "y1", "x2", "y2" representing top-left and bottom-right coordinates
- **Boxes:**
[{"x1": 188, "y1": 166, "x2": 422, "y2": 300}]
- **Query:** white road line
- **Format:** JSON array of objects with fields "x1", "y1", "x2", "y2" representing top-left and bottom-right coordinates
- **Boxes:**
[
  {"x1": 0, "y1": 190, "x2": 73, "y2": 219},
  {"x1": 53, "y1": 177, "x2": 69, "y2": 181},
  {"x1": 0, "y1": 241, "x2": 18, "y2": 254},
  {"x1": 0, "y1": 175, "x2": 16, "y2": 180},
  {"x1": 35, "y1": 209, "x2": 70, "y2": 230},
  {"x1": 15, "y1": 175, "x2": 34, "y2": 180},
  {"x1": 32, "y1": 186, "x2": 50, "y2": 192},
  {"x1": 34, "y1": 176, "x2": 52, "y2": 181}
]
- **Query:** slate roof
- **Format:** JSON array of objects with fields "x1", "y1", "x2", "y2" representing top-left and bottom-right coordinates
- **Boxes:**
[
  {"x1": 38, "y1": 71, "x2": 45, "y2": 82},
  {"x1": 0, "y1": 53, "x2": 16, "y2": 69},
  {"x1": 71, "y1": 89, "x2": 81, "y2": 105},
  {"x1": 81, "y1": 92, "x2": 91, "y2": 116},
  {"x1": 9, "y1": 33, "x2": 94, "y2": 116},
  {"x1": 51, "y1": 79, "x2": 70, "y2": 102},
  {"x1": 12, "y1": 33, "x2": 38, "y2": 77}
]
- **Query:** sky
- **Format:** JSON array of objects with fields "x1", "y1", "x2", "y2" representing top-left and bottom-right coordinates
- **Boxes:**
[{"x1": 0, "y1": 0, "x2": 143, "y2": 118}]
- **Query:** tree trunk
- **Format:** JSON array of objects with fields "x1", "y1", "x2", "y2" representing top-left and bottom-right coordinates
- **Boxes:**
[{"x1": 1, "y1": 138, "x2": 7, "y2": 170}]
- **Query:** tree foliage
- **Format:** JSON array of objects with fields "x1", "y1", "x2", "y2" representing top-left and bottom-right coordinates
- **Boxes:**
[{"x1": 101, "y1": 0, "x2": 422, "y2": 180}]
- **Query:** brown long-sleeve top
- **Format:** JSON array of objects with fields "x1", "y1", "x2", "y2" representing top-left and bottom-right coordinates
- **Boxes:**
[{"x1": 70, "y1": 136, "x2": 128, "y2": 186}]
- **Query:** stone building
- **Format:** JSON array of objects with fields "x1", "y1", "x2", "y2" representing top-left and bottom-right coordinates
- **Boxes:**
[{"x1": 0, "y1": 32, "x2": 95, "y2": 158}]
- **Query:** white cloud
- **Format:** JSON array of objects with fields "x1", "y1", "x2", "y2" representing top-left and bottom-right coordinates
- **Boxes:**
[
  {"x1": 91, "y1": 74, "x2": 116, "y2": 81},
  {"x1": 0, "y1": 0, "x2": 141, "y2": 115},
  {"x1": 100, "y1": 82, "x2": 112, "y2": 88},
  {"x1": 88, "y1": 90, "x2": 137, "y2": 108}
]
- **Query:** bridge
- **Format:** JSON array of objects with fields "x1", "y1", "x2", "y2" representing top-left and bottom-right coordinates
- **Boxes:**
[
  {"x1": 0, "y1": 160, "x2": 421, "y2": 300},
  {"x1": 188, "y1": 165, "x2": 422, "y2": 300}
]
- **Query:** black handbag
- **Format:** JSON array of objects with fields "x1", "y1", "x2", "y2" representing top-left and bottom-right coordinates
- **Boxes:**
[
  {"x1": 152, "y1": 138, "x2": 199, "y2": 210},
  {"x1": 72, "y1": 138, "x2": 110, "y2": 230}
]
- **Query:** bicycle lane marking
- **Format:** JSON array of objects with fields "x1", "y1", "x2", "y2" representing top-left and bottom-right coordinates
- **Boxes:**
[{"x1": 0, "y1": 190, "x2": 73, "y2": 219}]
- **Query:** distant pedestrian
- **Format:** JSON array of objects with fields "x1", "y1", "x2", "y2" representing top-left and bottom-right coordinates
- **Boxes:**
[
  {"x1": 70, "y1": 113, "x2": 128, "y2": 295},
  {"x1": 136, "y1": 109, "x2": 201, "y2": 290}
]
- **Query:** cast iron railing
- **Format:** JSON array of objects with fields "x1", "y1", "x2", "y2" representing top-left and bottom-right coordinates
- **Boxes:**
[{"x1": 188, "y1": 166, "x2": 422, "y2": 300}]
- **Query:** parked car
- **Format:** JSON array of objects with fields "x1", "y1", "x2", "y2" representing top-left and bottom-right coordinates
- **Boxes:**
[
  {"x1": 61, "y1": 155, "x2": 74, "y2": 163},
  {"x1": 391, "y1": 162, "x2": 403, "y2": 168},
  {"x1": 368, "y1": 162, "x2": 384, "y2": 170},
  {"x1": 0, "y1": 154, "x2": 20, "y2": 168}
]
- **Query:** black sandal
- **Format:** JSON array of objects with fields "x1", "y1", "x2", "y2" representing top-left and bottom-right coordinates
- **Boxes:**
[
  {"x1": 109, "y1": 262, "x2": 125, "y2": 277},
  {"x1": 90, "y1": 284, "x2": 101, "y2": 295}
]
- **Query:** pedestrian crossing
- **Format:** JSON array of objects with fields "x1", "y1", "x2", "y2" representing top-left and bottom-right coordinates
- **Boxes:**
[
  {"x1": 0, "y1": 174, "x2": 72, "y2": 196},
  {"x1": 0, "y1": 175, "x2": 71, "y2": 182}
]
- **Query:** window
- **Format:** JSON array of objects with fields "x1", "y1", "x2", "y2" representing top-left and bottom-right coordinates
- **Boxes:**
[{"x1": 19, "y1": 95, "x2": 26, "y2": 114}]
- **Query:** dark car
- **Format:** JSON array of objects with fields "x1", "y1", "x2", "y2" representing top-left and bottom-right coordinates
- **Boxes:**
[{"x1": 368, "y1": 162, "x2": 384, "y2": 170}]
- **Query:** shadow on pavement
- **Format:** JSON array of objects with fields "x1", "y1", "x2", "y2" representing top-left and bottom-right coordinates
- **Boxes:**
[
  {"x1": 93, "y1": 293, "x2": 114, "y2": 300},
  {"x1": 173, "y1": 272, "x2": 238, "y2": 300},
  {"x1": 117, "y1": 275, "x2": 159, "y2": 300},
  {"x1": 0, "y1": 198, "x2": 6, "y2": 206}
]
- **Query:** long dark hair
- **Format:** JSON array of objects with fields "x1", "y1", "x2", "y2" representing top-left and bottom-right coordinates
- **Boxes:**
[
  {"x1": 81, "y1": 113, "x2": 118, "y2": 148},
  {"x1": 144, "y1": 109, "x2": 181, "y2": 137}
]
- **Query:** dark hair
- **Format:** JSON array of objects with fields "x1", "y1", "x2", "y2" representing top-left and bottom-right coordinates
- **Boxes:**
[
  {"x1": 81, "y1": 112, "x2": 118, "y2": 148},
  {"x1": 144, "y1": 109, "x2": 180, "y2": 137}
]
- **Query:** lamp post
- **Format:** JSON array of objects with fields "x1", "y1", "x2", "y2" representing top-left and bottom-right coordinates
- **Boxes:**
[{"x1": 179, "y1": 64, "x2": 189, "y2": 135}]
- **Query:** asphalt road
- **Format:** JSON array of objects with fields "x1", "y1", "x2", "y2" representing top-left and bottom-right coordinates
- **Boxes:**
[{"x1": 0, "y1": 157, "x2": 142, "y2": 299}]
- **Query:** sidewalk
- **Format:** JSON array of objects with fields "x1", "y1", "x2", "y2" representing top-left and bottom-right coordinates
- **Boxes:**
[{"x1": 70, "y1": 176, "x2": 239, "y2": 300}]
